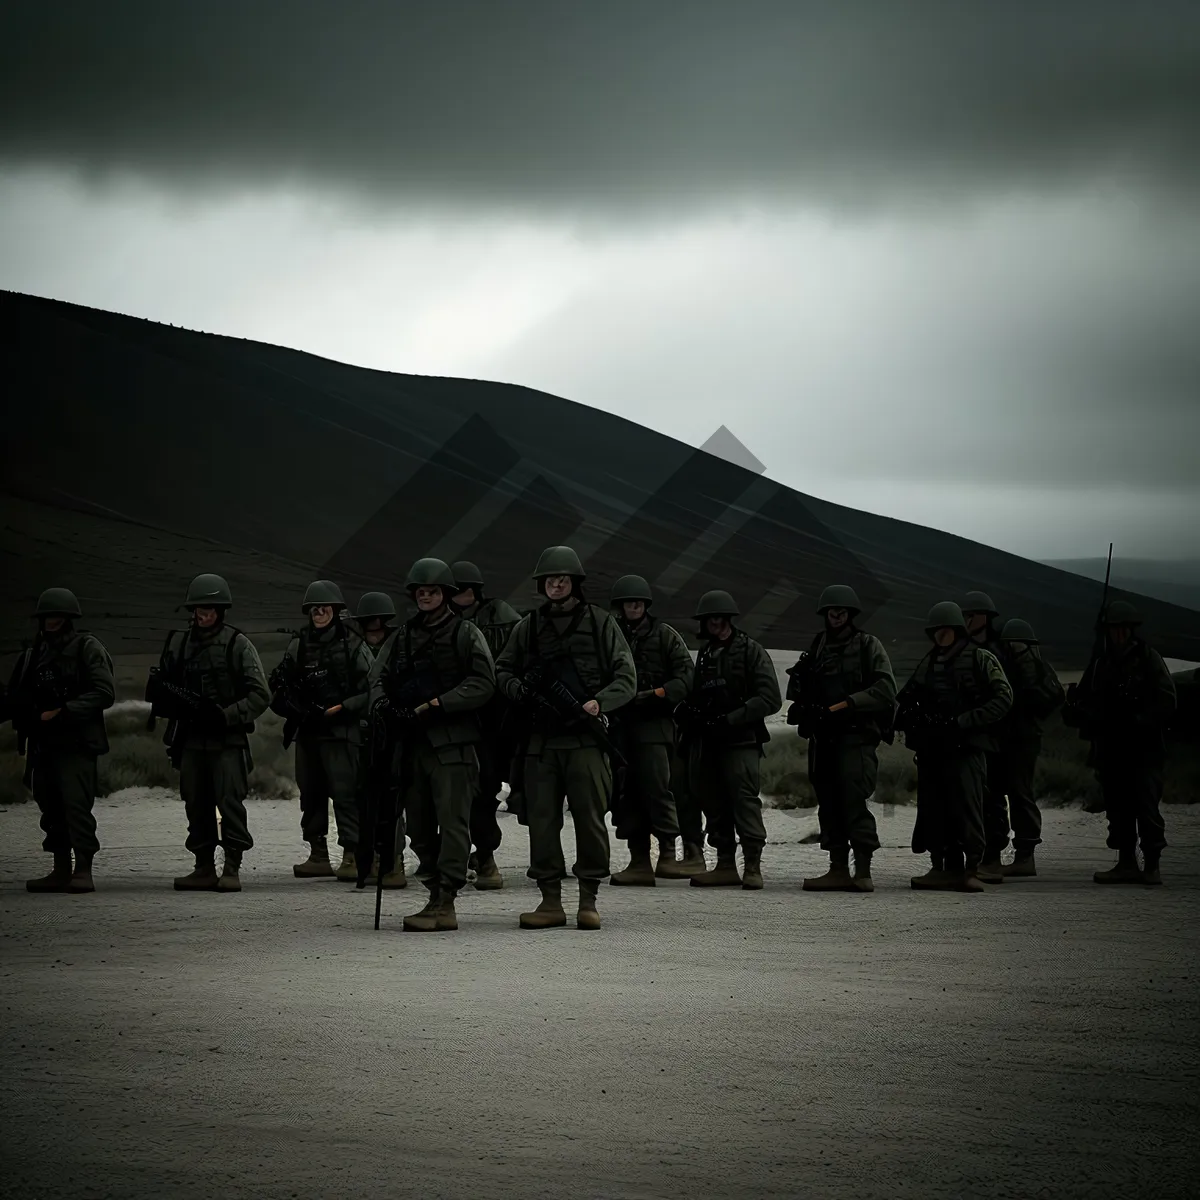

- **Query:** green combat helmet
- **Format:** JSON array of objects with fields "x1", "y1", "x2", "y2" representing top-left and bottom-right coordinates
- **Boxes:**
[
  {"x1": 533, "y1": 545, "x2": 586, "y2": 579},
  {"x1": 962, "y1": 591, "x2": 999, "y2": 616},
  {"x1": 817, "y1": 584, "x2": 862, "y2": 615},
  {"x1": 925, "y1": 601, "x2": 967, "y2": 634},
  {"x1": 451, "y1": 561, "x2": 485, "y2": 590},
  {"x1": 34, "y1": 587, "x2": 83, "y2": 619},
  {"x1": 355, "y1": 591, "x2": 397, "y2": 621},
  {"x1": 695, "y1": 589, "x2": 740, "y2": 619},
  {"x1": 1104, "y1": 600, "x2": 1142, "y2": 627},
  {"x1": 405, "y1": 558, "x2": 457, "y2": 590},
  {"x1": 301, "y1": 579, "x2": 346, "y2": 611},
  {"x1": 184, "y1": 573, "x2": 233, "y2": 609},
  {"x1": 1000, "y1": 618, "x2": 1038, "y2": 644},
  {"x1": 610, "y1": 574, "x2": 654, "y2": 606}
]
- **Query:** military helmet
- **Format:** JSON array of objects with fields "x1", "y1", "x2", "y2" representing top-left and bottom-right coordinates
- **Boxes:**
[
  {"x1": 301, "y1": 579, "x2": 347, "y2": 611},
  {"x1": 185, "y1": 573, "x2": 233, "y2": 609},
  {"x1": 1104, "y1": 600, "x2": 1142, "y2": 627},
  {"x1": 533, "y1": 545, "x2": 586, "y2": 579},
  {"x1": 355, "y1": 591, "x2": 397, "y2": 621},
  {"x1": 34, "y1": 587, "x2": 83, "y2": 619},
  {"x1": 695, "y1": 589, "x2": 740, "y2": 619},
  {"x1": 451, "y1": 560, "x2": 485, "y2": 590},
  {"x1": 925, "y1": 601, "x2": 967, "y2": 634},
  {"x1": 1000, "y1": 618, "x2": 1038, "y2": 644},
  {"x1": 962, "y1": 590, "x2": 999, "y2": 617},
  {"x1": 817, "y1": 584, "x2": 862, "y2": 615},
  {"x1": 611, "y1": 574, "x2": 654, "y2": 606},
  {"x1": 405, "y1": 558, "x2": 457, "y2": 590}
]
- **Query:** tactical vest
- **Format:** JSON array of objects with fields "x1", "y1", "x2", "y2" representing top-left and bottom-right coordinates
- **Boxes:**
[
  {"x1": 465, "y1": 598, "x2": 519, "y2": 659},
  {"x1": 622, "y1": 616, "x2": 669, "y2": 691},
  {"x1": 809, "y1": 629, "x2": 873, "y2": 704},
  {"x1": 385, "y1": 614, "x2": 472, "y2": 698},
  {"x1": 168, "y1": 624, "x2": 253, "y2": 723},
  {"x1": 692, "y1": 631, "x2": 754, "y2": 705},
  {"x1": 923, "y1": 641, "x2": 990, "y2": 717},
  {"x1": 14, "y1": 630, "x2": 110, "y2": 756},
  {"x1": 295, "y1": 622, "x2": 360, "y2": 708},
  {"x1": 26, "y1": 632, "x2": 90, "y2": 705},
  {"x1": 528, "y1": 602, "x2": 612, "y2": 701}
]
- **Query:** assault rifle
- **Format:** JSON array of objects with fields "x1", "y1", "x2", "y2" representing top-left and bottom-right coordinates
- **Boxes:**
[
  {"x1": 356, "y1": 696, "x2": 406, "y2": 929},
  {"x1": 784, "y1": 642, "x2": 827, "y2": 738},
  {"x1": 674, "y1": 675, "x2": 738, "y2": 740},
  {"x1": 520, "y1": 660, "x2": 625, "y2": 767},
  {"x1": 145, "y1": 669, "x2": 225, "y2": 732},
  {"x1": 893, "y1": 679, "x2": 961, "y2": 749},
  {"x1": 1062, "y1": 541, "x2": 1113, "y2": 734},
  {"x1": 268, "y1": 655, "x2": 328, "y2": 748}
]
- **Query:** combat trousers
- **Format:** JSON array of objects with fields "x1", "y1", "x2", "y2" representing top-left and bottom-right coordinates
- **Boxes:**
[
  {"x1": 296, "y1": 736, "x2": 361, "y2": 849},
  {"x1": 615, "y1": 740, "x2": 681, "y2": 843},
  {"x1": 469, "y1": 734, "x2": 505, "y2": 859},
  {"x1": 404, "y1": 741, "x2": 477, "y2": 892},
  {"x1": 524, "y1": 746, "x2": 612, "y2": 883},
  {"x1": 808, "y1": 735, "x2": 880, "y2": 856},
  {"x1": 982, "y1": 750, "x2": 1010, "y2": 860},
  {"x1": 180, "y1": 746, "x2": 253, "y2": 854},
  {"x1": 31, "y1": 750, "x2": 101, "y2": 856},
  {"x1": 671, "y1": 744, "x2": 705, "y2": 847},
  {"x1": 1003, "y1": 736, "x2": 1043, "y2": 855},
  {"x1": 1097, "y1": 750, "x2": 1167, "y2": 855},
  {"x1": 688, "y1": 741, "x2": 767, "y2": 857},
  {"x1": 911, "y1": 748, "x2": 986, "y2": 868}
]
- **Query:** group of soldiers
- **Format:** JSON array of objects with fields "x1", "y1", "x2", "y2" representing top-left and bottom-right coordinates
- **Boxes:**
[{"x1": 3, "y1": 546, "x2": 1180, "y2": 928}]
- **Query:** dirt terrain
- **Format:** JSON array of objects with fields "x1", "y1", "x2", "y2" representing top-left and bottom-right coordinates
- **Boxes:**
[{"x1": 2, "y1": 795, "x2": 1197, "y2": 1200}]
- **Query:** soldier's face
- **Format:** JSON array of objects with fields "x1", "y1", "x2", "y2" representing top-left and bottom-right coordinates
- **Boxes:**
[
  {"x1": 933, "y1": 627, "x2": 958, "y2": 648},
  {"x1": 42, "y1": 616, "x2": 66, "y2": 633},
  {"x1": 622, "y1": 600, "x2": 646, "y2": 622},
  {"x1": 194, "y1": 607, "x2": 219, "y2": 629},
  {"x1": 310, "y1": 605, "x2": 335, "y2": 629},
  {"x1": 544, "y1": 575, "x2": 573, "y2": 601},
  {"x1": 415, "y1": 586, "x2": 445, "y2": 612},
  {"x1": 704, "y1": 616, "x2": 732, "y2": 639},
  {"x1": 1107, "y1": 624, "x2": 1133, "y2": 647},
  {"x1": 964, "y1": 611, "x2": 988, "y2": 634},
  {"x1": 825, "y1": 607, "x2": 850, "y2": 630},
  {"x1": 452, "y1": 587, "x2": 476, "y2": 606},
  {"x1": 364, "y1": 617, "x2": 383, "y2": 633}
]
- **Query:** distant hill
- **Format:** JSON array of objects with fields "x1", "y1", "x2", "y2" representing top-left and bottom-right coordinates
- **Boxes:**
[
  {"x1": 1043, "y1": 558, "x2": 1200, "y2": 614},
  {"x1": 4, "y1": 289, "x2": 1200, "y2": 673}
]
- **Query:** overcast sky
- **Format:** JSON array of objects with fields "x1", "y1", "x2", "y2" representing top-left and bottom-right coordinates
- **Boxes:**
[{"x1": 2, "y1": 2, "x2": 1199, "y2": 560}]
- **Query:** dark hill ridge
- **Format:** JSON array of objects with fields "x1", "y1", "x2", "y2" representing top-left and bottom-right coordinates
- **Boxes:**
[{"x1": 3, "y1": 288, "x2": 1200, "y2": 670}]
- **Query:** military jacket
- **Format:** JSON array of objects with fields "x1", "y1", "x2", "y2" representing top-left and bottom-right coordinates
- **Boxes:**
[
  {"x1": 617, "y1": 615, "x2": 694, "y2": 745},
  {"x1": 909, "y1": 639, "x2": 1012, "y2": 752},
  {"x1": 690, "y1": 629, "x2": 782, "y2": 748},
  {"x1": 1077, "y1": 638, "x2": 1176, "y2": 758},
  {"x1": 283, "y1": 620, "x2": 373, "y2": 744},
  {"x1": 807, "y1": 628, "x2": 897, "y2": 744},
  {"x1": 458, "y1": 596, "x2": 522, "y2": 661},
  {"x1": 169, "y1": 623, "x2": 270, "y2": 751},
  {"x1": 996, "y1": 642, "x2": 1065, "y2": 739}
]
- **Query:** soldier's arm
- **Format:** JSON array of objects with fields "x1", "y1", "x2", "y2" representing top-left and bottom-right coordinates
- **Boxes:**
[
  {"x1": 660, "y1": 626, "x2": 695, "y2": 706},
  {"x1": 1138, "y1": 648, "x2": 1177, "y2": 726},
  {"x1": 727, "y1": 639, "x2": 783, "y2": 724},
  {"x1": 495, "y1": 616, "x2": 531, "y2": 702},
  {"x1": 226, "y1": 635, "x2": 270, "y2": 726},
  {"x1": 437, "y1": 624, "x2": 496, "y2": 713},
  {"x1": 846, "y1": 635, "x2": 897, "y2": 713},
  {"x1": 957, "y1": 649, "x2": 1013, "y2": 729},
  {"x1": 63, "y1": 636, "x2": 116, "y2": 720},
  {"x1": 594, "y1": 613, "x2": 637, "y2": 713},
  {"x1": 340, "y1": 640, "x2": 374, "y2": 716}
]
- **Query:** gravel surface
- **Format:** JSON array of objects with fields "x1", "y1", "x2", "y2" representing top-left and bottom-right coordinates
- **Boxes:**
[{"x1": 2, "y1": 792, "x2": 1197, "y2": 1200}]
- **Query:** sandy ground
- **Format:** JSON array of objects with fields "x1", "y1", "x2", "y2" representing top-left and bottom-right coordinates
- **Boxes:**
[{"x1": 2, "y1": 794, "x2": 1198, "y2": 1200}]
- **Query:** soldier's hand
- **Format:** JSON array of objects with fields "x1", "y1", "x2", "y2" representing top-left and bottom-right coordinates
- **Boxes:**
[
  {"x1": 325, "y1": 704, "x2": 344, "y2": 716},
  {"x1": 582, "y1": 699, "x2": 600, "y2": 717},
  {"x1": 40, "y1": 708, "x2": 62, "y2": 722},
  {"x1": 828, "y1": 701, "x2": 850, "y2": 713}
]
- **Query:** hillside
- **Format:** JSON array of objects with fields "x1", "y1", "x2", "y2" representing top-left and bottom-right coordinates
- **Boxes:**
[{"x1": 1043, "y1": 558, "x2": 1200, "y2": 615}]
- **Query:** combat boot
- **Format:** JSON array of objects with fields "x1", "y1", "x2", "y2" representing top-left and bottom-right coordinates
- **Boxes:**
[
  {"x1": 676, "y1": 842, "x2": 708, "y2": 877},
  {"x1": 334, "y1": 848, "x2": 358, "y2": 882},
  {"x1": 382, "y1": 855, "x2": 409, "y2": 889},
  {"x1": 654, "y1": 837, "x2": 690, "y2": 880},
  {"x1": 1141, "y1": 850, "x2": 1162, "y2": 886},
  {"x1": 690, "y1": 854, "x2": 741, "y2": 887},
  {"x1": 803, "y1": 849, "x2": 855, "y2": 892},
  {"x1": 403, "y1": 886, "x2": 442, "y2": 932},
  {"x1": 174, "y1": 851, "x2": 220, "y2": 891},
  {"x1": 741, "y1": 844, "x2": 764, "y2": 890},
  {"x1": 293, "y1": 837, "x2": 336, "y2": 878},
  {"x1": 1094, "y1": 851, "x2": 1143, "y2": 885},
  {"x1": 26, "y1": 851, "x2": 74, "y2": 893},
  {"x1": 1003, "y1": 851, "x2": 1037, "y2": 878},
  {"x1": 577, "y1": 879, "x2": 602, "y2": 930},
  {"x1": 611, "y1": 836, "x2": 656, "y2": 886},
  {"x1": 910, "y1": 854, "x2": 952, "y2": 891},
  {"x1": 519, "y1": 880, "x2": 568, "y2": 929},
  {"x1": 435, "y1": 888, "x2": 459, "y2": 931},
  {"x1": 851, "y1": 849, "x2": 874, "y2": 893},
  {"x1": 472, "y1": 854, "x2": 504, "y2": 890},
  {"x1": 956, "y1": 863, "x2": 986, "y2": 893},
  {"x1": 68, "y1": 851, "x2": 95, "y2": 894},
  {"x1": 218, "y1": 849, "x2": 242, "y2": 893},
  {"x1": 976, "y1": 856, "x2": 1005, "y2": 885}
]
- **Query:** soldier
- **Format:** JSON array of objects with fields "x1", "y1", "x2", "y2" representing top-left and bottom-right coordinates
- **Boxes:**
[
  {"x1": 154, "y1": 574, "x2": 270, "y2": 893},
  {"x1": 962, "y1": 591, "x2": 1012, "y2": 884},
  {"x1": 495, "y1": 546, "x2": 636, "y2": 930},
  {"x1": 674, "y1": 590, "x2": 782, "y2": 889},
  {"x1": 994, "y1": 619, "x2": 1065, "y2": 877},
  {"x1": 368, "y1": 558, "x2": 496, "y2": 932},
  {"x1": 607, "y1": 574, "x2": 694, "y2": 884},
  {"x1": 7, "y1": 589, "x2": 114, "y2": 893},
  {"x1": 1073, "y1": 601, "x2": 1176, "y2": 885},
  {"x1": 354, "y1": 591, "x2": 407, "y2": 890},
  {"x1": 450, "y1": 560, "x2": 521, "y2": 889},
  {"x1": 277, "y1": 580, "x2": 373, "y2": 882},
  {"x1": 897, "y1": 602, "x2": 1012, "y2": 893},
  {"x1": 795, "y1": 585, "x2": 897, "y2": 893}
]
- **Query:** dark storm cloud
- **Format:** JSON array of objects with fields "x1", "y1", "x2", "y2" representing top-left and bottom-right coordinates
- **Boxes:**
[{"x1": 2, "y1": 2, "x2": 1200, "y2": 212}]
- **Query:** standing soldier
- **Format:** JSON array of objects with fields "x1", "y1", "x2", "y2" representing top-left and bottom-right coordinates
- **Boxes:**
[
  {"x1": 275, "y1": 581, "x2": 373, "y2": 882},
  {"x1": 8, "y1": 589, "x2": 114, "y2": 894},
  {"x1": 962, "y1": 591, "x2": 1012, "y2": 884},
  {"x1": 495, "y1": 546, "x2": 636, "y2": 931},
  {"x1": 149, "y1": 574, "x2": 270, "y2": 893},
  {"x1": 368, "y1": 559, "x2": 496, "y2": 932},
  {"x1": 450, "y1": 561, "x2": 521, "y2": 889},
  {"x1": 675, "y1": 590, "x2": 782, "y2": 890},
  {"x1": 1071, "y1": 602, "x2": 1176, "y2": 885},
  {"x1": 354, "y1": 591, "x2": 407, "y2": 890},
  {"x1": 607, "y1": 574, "x2": 694, "y2": 884},
  {"x1": 794, "y1": 585, "x2": 897, "y2": 893},
  {"x1": 896, "y1": 602, "x2": 1012, "y2": 893},
  {"x1": 994, "y1": 619, "x2": 1065, "y2": 877}
]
